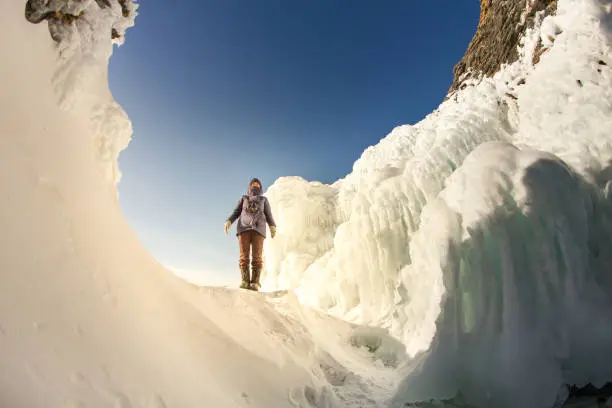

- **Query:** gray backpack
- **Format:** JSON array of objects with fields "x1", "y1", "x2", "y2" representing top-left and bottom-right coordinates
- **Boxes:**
[{"x1": 240, "y1": 195, "x2": 264, "y2": 228}]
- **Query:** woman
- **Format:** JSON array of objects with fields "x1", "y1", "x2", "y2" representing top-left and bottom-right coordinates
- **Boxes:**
[{"x1": 224, "y1": 178, "x2": 276, "y2": 291}]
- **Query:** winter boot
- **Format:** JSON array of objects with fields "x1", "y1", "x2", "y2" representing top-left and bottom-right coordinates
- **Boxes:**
[
  {"x1": 249, "y1": 267, "x2": 261, "y2": 291},
  {"x1": 240, "y1": 267, "x2": 250, "y2": 289}
]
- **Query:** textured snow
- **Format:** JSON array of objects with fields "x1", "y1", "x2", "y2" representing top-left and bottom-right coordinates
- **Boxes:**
[
  {"x1": 263, "y1": 0, "x2": 612, "y2": 406},
  {"x1": 47, "y1": 0, "x2": 137, "y2": 185},
  {"x1": 1, "y1": 0, "x2": 612, "y2": 407}
]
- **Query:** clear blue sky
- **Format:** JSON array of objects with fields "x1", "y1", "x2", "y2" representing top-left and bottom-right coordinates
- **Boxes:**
[{"x1": 109, "y1": 0, "x2": 479, "y2": 284}]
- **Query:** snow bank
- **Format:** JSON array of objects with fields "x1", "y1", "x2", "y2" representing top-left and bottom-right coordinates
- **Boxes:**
[
  {"x1": 2, "y1": 2, "x2": 389, "y2": 407},
  {"x1": 264, "y1": 0, "x2": 612, "y2": 406}
]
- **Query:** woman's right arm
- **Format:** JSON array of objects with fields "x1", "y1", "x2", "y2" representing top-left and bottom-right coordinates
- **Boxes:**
[{"x1": 227, "y1": 197, "x2": 243, "y2": 224}]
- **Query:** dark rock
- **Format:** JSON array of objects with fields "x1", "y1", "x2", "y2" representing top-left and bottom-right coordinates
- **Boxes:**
[
  {"x1": 118, "y1": 0, "x2": 130, "y2": 17},
  {"x1": 24, "y1": 0, "x2": 132, "y2": 42},
  {"x1": 450, "y1": 0, "x2": 558, "y2": 93},
  {"x1": 567, "y1": 383, "x2": 612, "y2": 400},
  {"x1": 576, "y1": 79, "x2": 583, "y2": 87},
  {"x1": 94, "y1": 0, "x2": 112, "y2": 8},
  {"x1": 532, "y1": 38, "x2": 549, "y2": 65},
  {"x1": 25, "y1": 0, "x2": 55, "y2": 24},
  {"x1": 399, "y1": 383, "x2": 612, "y2": 407}
]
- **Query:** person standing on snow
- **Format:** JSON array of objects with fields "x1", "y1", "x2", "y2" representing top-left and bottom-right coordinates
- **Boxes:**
[{"x1": 224, "y1": 178, "x2": 277, "y2": 291}]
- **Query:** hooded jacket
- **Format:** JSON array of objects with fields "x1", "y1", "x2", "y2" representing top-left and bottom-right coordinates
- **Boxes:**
[{"x1": 227, "y1": 178, "x2": 276, "y2": 237}]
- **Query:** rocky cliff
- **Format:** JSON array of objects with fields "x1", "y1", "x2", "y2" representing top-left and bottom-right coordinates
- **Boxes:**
[{"x1": 450, "y1": 0, "x2": 558, "y2": 92}]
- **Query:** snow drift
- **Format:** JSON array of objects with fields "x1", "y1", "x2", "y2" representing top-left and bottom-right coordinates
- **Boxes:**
[{"x1": 2, "y1": 0, "x2": 612, "y2": 407}]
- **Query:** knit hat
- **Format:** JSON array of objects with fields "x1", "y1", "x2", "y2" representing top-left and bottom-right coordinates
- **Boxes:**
[{"x1": 249, "y1": 178, "x2": 262, "y2": 188}]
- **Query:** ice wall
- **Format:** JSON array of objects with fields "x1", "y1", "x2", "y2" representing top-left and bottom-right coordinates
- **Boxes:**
[
  {"x1": 24, "y1": 0, "x2": 138, "y2": 185},
  {"x1": 263, "y1": 0, "x2": 612, "y2": 406}
]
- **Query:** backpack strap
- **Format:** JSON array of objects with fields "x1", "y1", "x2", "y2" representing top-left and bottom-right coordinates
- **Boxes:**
[{"x1": 243, "y1": 195, "x2": 264, "y2": 214}]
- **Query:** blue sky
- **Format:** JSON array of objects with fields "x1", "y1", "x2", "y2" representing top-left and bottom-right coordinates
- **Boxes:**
[{"x1": 109, "y1": 1, "x2": 479, "y2": 284}]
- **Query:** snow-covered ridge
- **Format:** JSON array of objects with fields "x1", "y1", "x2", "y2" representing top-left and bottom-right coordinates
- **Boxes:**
[{"x1": 264, "y1": 0, "x2": 612, "y2": 406}]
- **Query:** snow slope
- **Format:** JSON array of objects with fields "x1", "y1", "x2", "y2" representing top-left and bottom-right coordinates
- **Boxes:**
[
  {"x1": 0, "y1": 2, "x2": 396, "y2": 408},
  {"x1": 2, "y1": 0, "x2": 612, "y2": 407}
]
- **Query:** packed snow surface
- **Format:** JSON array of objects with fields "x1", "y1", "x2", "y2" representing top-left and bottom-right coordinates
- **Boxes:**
[{"x1": 1, "y1": 0, "x2": 612, "y2": 407}]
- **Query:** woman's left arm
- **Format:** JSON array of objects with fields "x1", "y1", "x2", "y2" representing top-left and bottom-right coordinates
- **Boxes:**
[{"x1": 264, "y1": 197, "x2": 276, "y2": 227}]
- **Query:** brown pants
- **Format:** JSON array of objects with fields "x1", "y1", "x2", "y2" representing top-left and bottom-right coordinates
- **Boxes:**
[{"x1": 238, "y1": 230, "x2": 265, "y2": 271}]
